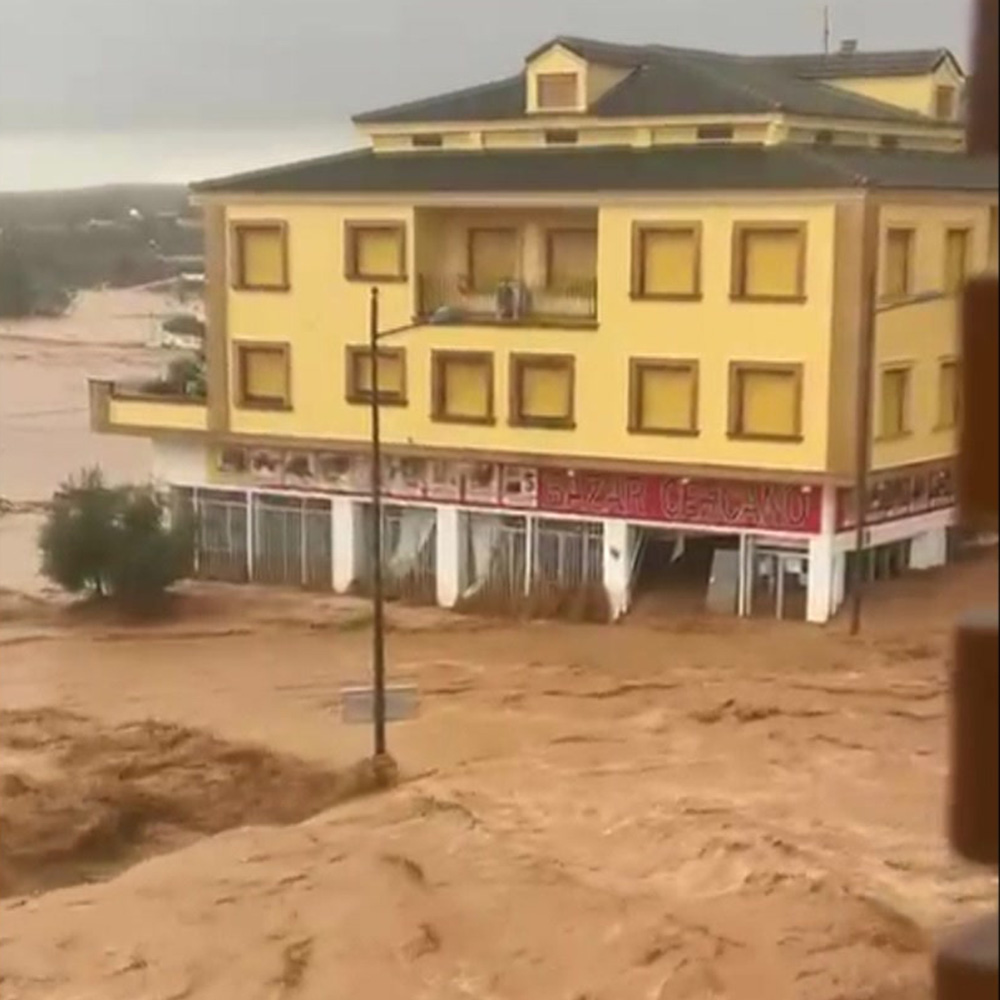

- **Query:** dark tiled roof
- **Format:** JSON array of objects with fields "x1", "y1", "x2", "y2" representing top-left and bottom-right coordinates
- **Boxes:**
[
  {"x1": 354, "y1": 38, "x2": 956, "y2": 126},
  {"x1": 192, "y1": 146, "x2": 998, "y2": 196},
  {"x1": 758, "y1": 48, "x2": 956, "y2": 80}
]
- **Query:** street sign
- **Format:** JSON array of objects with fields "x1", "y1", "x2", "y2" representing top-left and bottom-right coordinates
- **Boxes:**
[{"x1": 340, "y1": 683, "x2": 419, "y2": 724}]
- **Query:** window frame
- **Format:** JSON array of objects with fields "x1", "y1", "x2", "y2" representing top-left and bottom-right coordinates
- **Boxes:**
[
  {"x1": 233, "y1": 340, "x2": 292, "y2": 411},
  {"x1": 936, "y1": 357, "x2": 961, "y2": 430},
  {"x1": 696, "y1": 124, "x2": 735, "y2": 143},
  {"x1": 230, "y1": 221, "x2": 290, "y2": 292},
  {"x1": 344, "y1": 220, "x2": 408, "y2": 283},
  {"x1": 544, "y1": 129, "x2": 579, "y2": 145},
  {"x1": 630, "y1": 222, "x2": 703, "y2": 301},
  {"x1": 628, "y1": 358, "x2": 700, "y2": 437},
  {"x1": 411, "y1": 133, "x2": 444, "y2": 148},
  {"x1": 509, "y1": 353, "x2": 576, "y2": 430},
  {"x1": 545, "y1": 227, "x2": 598, "y2": 293},
  {"x1": 728, "y1": 361, "x2": 804, "y2": 442},
  {"x1": 344, "y1": 345, "x2": 408, "y2": 406},
  {"x1": 535, "y1": 72, "x2": 580, "y2": 111},
  {"x1": 877, "y1": 363, "x2": 914, "y2": 441},
  {"x1": 730, "y1": 222, "x2": 808, "y2": 303},
  {"x1": 430, "y1": 350, "x2": 496, "y2": 426},
  {"x1": 883, "y1": 227, "x2": 916, "y2": 301}
]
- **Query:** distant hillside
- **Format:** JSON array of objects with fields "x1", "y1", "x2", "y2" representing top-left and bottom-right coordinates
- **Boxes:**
[{"x1": 0, "y1": 184, "x2": 195, "y2": 228}]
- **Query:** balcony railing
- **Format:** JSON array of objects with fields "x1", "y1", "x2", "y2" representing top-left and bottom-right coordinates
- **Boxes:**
[{"x1": 417, "y1": 275, "x2": 598, "y2": 327}]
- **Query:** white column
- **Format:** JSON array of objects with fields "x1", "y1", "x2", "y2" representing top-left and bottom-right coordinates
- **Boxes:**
[
  {"x1": 331, "y1": 496, "x2": 356, "y2": 594},
  {"x1": 602, "y1": 519, "x2": 631, "y2": 621},
  {"x1": 806, "y1": 484, "x2": 837, "y2": 625},
  {"x1": 831, "y1": 552, "x2": 847, "y2": 613},
  {"x1": 909, "y1": 528, "x2": 948, "y2": 570},
  {"x1": 435, "y1": 506, "x2": 462, "y2": 608}
]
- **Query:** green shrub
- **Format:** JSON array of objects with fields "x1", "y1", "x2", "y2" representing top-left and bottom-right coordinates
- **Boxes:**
[{"x1": 39, "y1": 468, "x2": 192, "y2": 613}]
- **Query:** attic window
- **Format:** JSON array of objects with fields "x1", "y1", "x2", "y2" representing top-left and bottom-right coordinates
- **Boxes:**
[
  {"x1": 412, "y1": 134, "x2": 444, "y2": 148},
  {"x1": 545, "y1": 129, "x2": 578, "y2": 145},
  {"x1": 697, "y1": 124, "x2": 734, "y2": 143},
  {"x1": 814, "y1": 130, "x2": 835, "y2": 146},
  {"x1": 879, "y1": 135, "x2": 901, "y2": 151},
  {"x1": 536, "y1": 73, "x2": 579, "y2": 110}
]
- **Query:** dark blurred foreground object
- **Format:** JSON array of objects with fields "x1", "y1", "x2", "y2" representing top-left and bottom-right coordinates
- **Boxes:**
[{"x1": 935, "y1": 1, "x2": 998, "y2": 998}]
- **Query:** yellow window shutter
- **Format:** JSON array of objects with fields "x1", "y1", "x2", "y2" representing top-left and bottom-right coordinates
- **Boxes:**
[
  {"x1": 945, "y1": 229, "x2": 970, "y2": 293},
  {"x1": 239, "y1": 227, "x2": 285, "y2": 288},
  {"x1": 880, "y1": 369, "x2": 909, "y2": 437},
  {"x1": 639, "y1": 366, "x2": 696, "y2": 431},
  {"x1": 537, "y1": 73, "x2": 578, "y2": 109},
  {"x1": 939, "y1": 362, "x2": 959, "y2": 427},
  {"x1": 443, "y1": 359, "x2": 490, "y2": 418},
  {"x1": 244, "y1": 348, "x2": 288, "y2": 402},
  {"x1": 355, "y1": 351, "x2": 404, "y2": 396},
  {"x1": 640, "y1": 229, "x2": 697, "y2": 296},
  {"x1": 521, "y1": 364, "x2": 572, "y2": 419},
  {"x1": 469, "y1": 230, "x2": 518, "y2": 291},
  {"x1": 741, "y1": 229, "x2": 801, "y2": 298},
  {"x1": 548, "y1": 231, "x2": 597, "y2": 290},
  {"x1": 885, "y1": 230, "x2": 913, "y2": 297},
  {"x1": 355, "y1": 228, "x2": 403, "y2": 278},
  {"x1": 739, "y1": 369, "x2": 798, "y2": 437}
]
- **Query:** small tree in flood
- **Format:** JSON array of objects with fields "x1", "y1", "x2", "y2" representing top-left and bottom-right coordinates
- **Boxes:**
[{"x1": 39, "y1": 468, "x2": 192, "y2": 613}]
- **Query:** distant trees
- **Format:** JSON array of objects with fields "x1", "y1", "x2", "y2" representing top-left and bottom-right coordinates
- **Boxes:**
[
  {"x1": 39, "y1": 468, "x2": 193, "y2": 614},
  {"x1": 0, "y1": 233, "x2": 73, "y2": 318}
]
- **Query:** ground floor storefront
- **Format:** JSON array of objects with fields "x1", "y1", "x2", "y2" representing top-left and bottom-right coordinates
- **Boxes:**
[{"x1": 157, "y1": 442, "x2": 956, "y2": 625}]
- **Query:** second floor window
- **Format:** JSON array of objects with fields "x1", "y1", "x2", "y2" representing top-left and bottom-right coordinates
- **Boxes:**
[
  {"x1": 879, "y1": 366, "x2": 912, "y2": 439},
  {"x1": 345, "y1": 223, "x2": 406, "y2": 281},
  {"x1": 232, "y1": 223, "x2": 288, "y2": 291},
  {"x1": 345, "y1": 346, "x2": 407, "y2": 404},
  {"x1": 510, "y1": 354, "x2": 575, "y2": 428},
  {"x1": 468, "y1": 228, "x2": 519, "y2": 293},
  {"x1": 632, "y1": 225, "x2": 701, "y2": 298},
  {"x1": 546, "y1": 229, "x2": 597, "y2": 292},
  {"x1": 938, "y1": 360, "x2": 960, "y2": 429},
  {"x1": 431, "y1": 351, "x2": 495, "y2": 424},
  {"x1": 536, "y1": 72, "x2": 578, "y2": 110},
  {"x1": 629, "y1": 359, "x2": 699, "y2": 435},
  {"x1": 729, "y1": 363, "x2": 803, "y2": 441},
  {"x1": 731, "y1": 224, "x2": 806, "y2": 301},
  {"x1": 884, "y1": 228, "x2": 915, "y2": 299},
  {"x1": 945, "y1": 228, "x2": 971, "y2": 294},
  {"x1": 235, "y1": 342, "x2": 291, "y2": 410}
]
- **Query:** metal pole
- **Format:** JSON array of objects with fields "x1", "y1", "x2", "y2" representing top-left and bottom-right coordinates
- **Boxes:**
[
  {"x1": 849, "y1": 201, "x2": 881, "y2": 636},
  {"x1": 368, "y1": 287, "x2": 387, "y2": 757}
]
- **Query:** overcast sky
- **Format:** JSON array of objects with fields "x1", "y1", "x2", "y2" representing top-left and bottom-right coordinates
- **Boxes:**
[{"x1": 0, "y1": 0, "x2": 974, "y2": 132}]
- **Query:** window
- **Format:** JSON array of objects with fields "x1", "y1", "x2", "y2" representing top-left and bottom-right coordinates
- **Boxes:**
[
  {"x1": 536, "y1": 72, "x2": 578, "y2": 110},
  {"x1": 412, "y1": 133, "x2": 444, "y2": 148},
  {"x1": 231, "y1": 223, "x2": 288, "y2": 290},
  {"x1": 731, "y1": 224, "x2": 807, "y2": 301},
  {"x1": 632, "y1": 225, "x2": 701, "y2": 299},
  {"x1": 730, "y1": 364, "x2": 803, "y2": 440},
  {"x1": 945, "y1": 228, "x2": 971, "y2": 294},
  {"x1": 345, "y1": 346, "x2": 406, "y2": 405},
  {"x1": 884, "y1": 228, "x2": 915, "y2": 299},
  {"x1": 545, "y1": 129, "x2": 579, "y2": 145},
  {"x1": 510, "y1": 354, "x2": 575, "y2": 428},
  {"x1": 935, "y1": 85, "x2": 957, "y2": 120},
  {"x1": 546, "y1": 229, "x2": 597, "y2": 292},
  {"x1": 629, "y1": 360, "x2": 699, "y2": 435},
  {"x1": 879, "y1": 366, "x2": 912, "y2": 439},
  {"x1": 814, "y1": 130, "x2": 835, "y2": 145},
  {"x1": 697, "y1": 124, "x2": 734, "y2": 142},
  {"x1": 938, "y1": 360, "x2": 960, "y2": 429},
  {"x1": 879, "y1": 135, "x2": 901, "y2": 150},
  {"x1": 235, "y1": 343, "x2": 291, "y2": 410},
  {"x1": 468, "y1": 228, "x2": 519, "y2": 292},
  {"x1": 345, "y1": 222, "x2": 406, "y2": 281},
  {"x1": 431, "y1": 351, "x2": 494, "y2": 424}
]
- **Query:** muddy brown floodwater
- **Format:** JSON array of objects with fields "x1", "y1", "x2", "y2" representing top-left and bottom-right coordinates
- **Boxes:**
[{"x1": 0, "y1": 552, "x2": 997, "y2": 1000}]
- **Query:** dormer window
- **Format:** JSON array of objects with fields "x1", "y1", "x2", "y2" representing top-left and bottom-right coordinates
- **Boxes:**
[{"x1": 536, "y1": 73, "x2": 579, "y2": 110}]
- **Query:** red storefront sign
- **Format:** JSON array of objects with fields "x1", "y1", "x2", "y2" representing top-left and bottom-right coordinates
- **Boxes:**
[
  {"x1": 836, "y1": 460, "x2": 955, "y2": 530},
  {"x1": 538, "y1": 469, "x2": 822, "y2": 534}
]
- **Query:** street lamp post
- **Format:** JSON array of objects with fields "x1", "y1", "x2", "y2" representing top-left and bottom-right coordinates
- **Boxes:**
[{"x1": 366, "y1": 288, "x2": 457, "y2": 761}]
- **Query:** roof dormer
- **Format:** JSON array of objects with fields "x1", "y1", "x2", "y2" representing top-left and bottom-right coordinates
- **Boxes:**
[{"x1": 525, "y1": 40, "x2": 634, "y2": 115}]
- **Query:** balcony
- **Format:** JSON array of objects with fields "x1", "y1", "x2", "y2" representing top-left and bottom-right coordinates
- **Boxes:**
[
  {"x1": 416, "y1": 274, "x2": 598, "y2": 328},
  {"x1": 89, "y1": 378, "x2": 208, "y2": 436}
]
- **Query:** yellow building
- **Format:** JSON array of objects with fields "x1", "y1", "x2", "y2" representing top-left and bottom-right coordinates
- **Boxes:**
[{"x1": 91, "y1": 36, "x2": 998, "y2": 622}]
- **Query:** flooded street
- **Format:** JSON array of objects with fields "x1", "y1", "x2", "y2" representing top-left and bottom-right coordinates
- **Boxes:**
[{"x1": 0, "y1": 290, "x2": 996, "y2": 999}]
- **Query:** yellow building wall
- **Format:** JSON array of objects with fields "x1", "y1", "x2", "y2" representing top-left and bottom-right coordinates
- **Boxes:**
[
  {"x1": 222, "y1": 197, "x2": 839, "y2": 476},
  {"x1": 828, "y1": 61, "x2": 963, "y2": 119},
  {"x1": 108, "y1": 396, "x2": 208, "y2": 433}
]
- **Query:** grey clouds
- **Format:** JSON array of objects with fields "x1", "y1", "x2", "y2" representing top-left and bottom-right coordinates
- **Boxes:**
[{"x1": 0, "y1": 0, "x2": 973, "y2": 131}]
